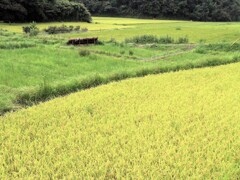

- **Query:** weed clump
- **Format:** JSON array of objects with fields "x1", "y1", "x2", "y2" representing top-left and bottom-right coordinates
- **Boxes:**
[
  {"x1": 96, "y1": 40, "x2": 105, "y2": 45},
  {"x1": 79, "y1": 49, "x2": 91, "y2": 57},
  {"x1": 125, "y1": 35, "x2": 189, "y2": 44},
  {"x1": 125, "y1": 35, "x2": 159, "y2": 44},
  {"x1": 81, "y1": 27, "x2": 88, "y2": 32},
  {"x1": 129, "y1": 50, "x2": 134, "y2": 56},
  {"x1": 177, "y1": 36, "x2": 189, "y2": 44},
  {"x1": 74, "y1": 26, "x2": 80, "y2": 31},
  {"x1": 158, "y1": 36, "x2": 174, "y2": 44},
  {"x1": 44, "y1": 25, "x2": 84, "y2": 34}
]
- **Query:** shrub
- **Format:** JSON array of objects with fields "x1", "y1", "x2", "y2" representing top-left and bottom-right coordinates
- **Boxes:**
[
  {"x1": 44, "y1": 26, "x2": 56, "y2": 34},
  {"x1": 22, "y1": 26, "x2": 31, "y2": 34},
  {"x1": 79, "y1": 50, "x2": 90, "y2": 56},
  {"x1": 81, "y1": 28, "x2": 88, "y2": 32},
  {"x1": 96, "y1": 41, "x2": 104, "y2": 45},
  {"x1": 129, "y1": 50, "x2": 134, "y2": 56},
  {"x1": 29, "y1": 29, "x2": 39, "y2": 36},
  {"x1": 74, "y1": 26, "x2": 80, "y2": 31},
  {"x1": 69, "y1": 26, "x2": 74, "y2": 31},
  {"x1": 125, "y1": 35, "x2": 159, "y2": 44},
  {"x1": 22, "y1": 23, "x2": 39, "y2": 36},
  {"x1": 58, "y1": 25, "x2": 70, "y2": 33},
  {"x1": 158, "y1": 36, "x2": 174, "y2": 44},
  {"x1": 119, "y1": 43, "x2": 125, "y2": 47},
  {"x1": 177, "y1": 36, "x2": 189, "y2": 44},
  {"x1": 44, "y1": 25, "x2": 82, "y2": 34},
  {"x1": 125, "y1": 35, "x2": 175, "y2": 44}
]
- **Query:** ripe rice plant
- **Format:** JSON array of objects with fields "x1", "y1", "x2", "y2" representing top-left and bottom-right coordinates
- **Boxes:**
[{"x1": 1, "y1": 63, "x2": 240, "y2": 178}]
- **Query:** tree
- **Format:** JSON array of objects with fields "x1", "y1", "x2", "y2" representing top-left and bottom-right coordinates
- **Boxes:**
[{"x1": 0, "y1": 0, "x2": 92, "y2": 22}]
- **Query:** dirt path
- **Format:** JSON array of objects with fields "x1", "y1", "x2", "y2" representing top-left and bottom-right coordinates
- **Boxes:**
[
  {"x1": 139, "y1": 44, "x2": 196, "y2": 62},
  {"x1": 80, "y1": 44, "x2": 197, "y2": 62}
]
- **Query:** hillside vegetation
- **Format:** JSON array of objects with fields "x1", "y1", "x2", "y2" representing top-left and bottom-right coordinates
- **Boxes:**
[
  {"x1": 78, "y1": 0, "x2": 240, "y2": 21},
  {"x1": 0, "y1": 0, "x2": 91, "y2": 22},
  {"x1": 1, "y1": 63, "x2": 240, "y2": 178}
]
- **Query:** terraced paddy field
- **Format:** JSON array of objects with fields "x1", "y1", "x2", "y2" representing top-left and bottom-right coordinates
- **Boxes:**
[
  {"x1": 0, "y1": 17, "x2": 240, "y2": 114},
  {"x1": 1, "y1": 17, "x2": 240, "y2": 42},
  {"x1": 1, "y1": 63, "x2": 240, "y2": 178}
]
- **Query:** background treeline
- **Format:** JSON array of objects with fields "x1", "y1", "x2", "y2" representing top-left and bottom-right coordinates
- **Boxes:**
[
  {"x1": 0, "y1": 0, "x2": 92, "y2": 22},
  {"x1": 76, "y1": 0, "x2": 240, "y2": 21}
]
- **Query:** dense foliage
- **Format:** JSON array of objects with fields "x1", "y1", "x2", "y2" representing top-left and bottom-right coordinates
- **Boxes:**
[
  {"x1": 0, "y1": 0, "x2": 92, "y2": 22},
  {"x1": 44, "y1": 25, "x2": 81, "y2": 34},
  {"x1": 76, "y1": 0, "x2": 240, "y2": 21}
]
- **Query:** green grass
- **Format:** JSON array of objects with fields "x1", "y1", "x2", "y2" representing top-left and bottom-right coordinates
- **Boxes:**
[
  {"x1": 1, "y1": 41, "x2": 239, "y2": 113},
  {"x1": 0, "y1": 17, "x2": 240, "y2": 114},
  {"x1": 1, "y1": 63, "x2": 240, "y2": 178},
  {"x1": 0, "y1": 47, "x2": 142, "y2": 88},
  {"x1": 82, "y1": 43, "x2": 189, "y2": 59}
]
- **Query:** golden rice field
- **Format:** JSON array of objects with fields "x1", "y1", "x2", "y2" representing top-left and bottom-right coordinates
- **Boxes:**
[{"x1": 1, "y1": 62, "x2": 240, "y2": 178}]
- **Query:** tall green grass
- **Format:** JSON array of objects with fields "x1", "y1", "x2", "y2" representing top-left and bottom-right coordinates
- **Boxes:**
[
  {"x1": 125, "y1": 35, "x2": 185, "y2": 44},
  {"x1": 0, "y1": 42, "x2": 36, "y2": 49},
  {"x1": 195, "y1": 43, "x2": 240, "y2": 54},
  {"x1": 16, "y1": 55, "x2": 240, "y2": 106}
]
